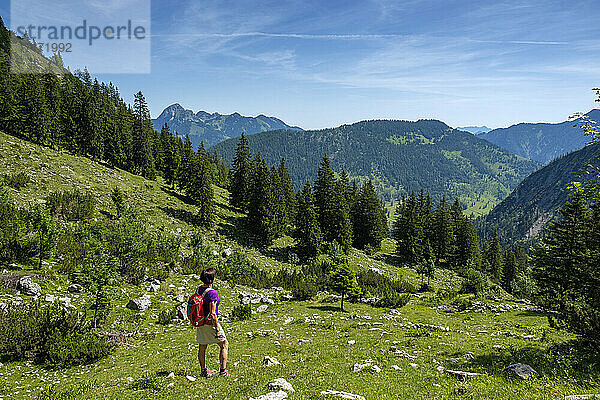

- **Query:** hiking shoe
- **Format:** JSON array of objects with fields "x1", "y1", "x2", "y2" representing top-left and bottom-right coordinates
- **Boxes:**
[
  {"x1": 200, "y1": 368, "x2": 215, "y2": 378},
  {"x1": 219, "y1": 369, "x2": 230, "y2": 377}
]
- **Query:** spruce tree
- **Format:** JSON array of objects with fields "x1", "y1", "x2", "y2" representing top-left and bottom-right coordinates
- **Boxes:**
[
  {"x1": 314, "y1": 155, "x2": 337, "y2": 241},
  {"x1": 484, "y1": 230, "x2": 504, "y2": 283},
  {"x1": 432, "y1": 196, "x2": 454, "y2": 266},
  {"x1": 131, "y1": 91, "x2": 156, "y2": 179},
  {"x1": 351, "y1": 180, "x2": 388, "y2": 251},
  {"x1": 331, "y1": 180, "x2": 353, "y2": 253},
  {"x1": 295, "y1": 182, "x2": 323, "y2": 259},
  {"x1": 278, "y1": 158, "x2": 297, "y2": 229},
  {"x1": 248, "y1": 154, "x2": 278, "y2": 244},
  {"x1": 231, "y1": 133, "x2": 253, "y2": 212},
  {"x1": 328, "y1": 259, "x2": 359, "y2": 311}
]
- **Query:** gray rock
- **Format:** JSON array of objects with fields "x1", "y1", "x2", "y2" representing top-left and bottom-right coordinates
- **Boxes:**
[
  {"x1": 564, "y1": 396, "x2": 600, "y2": 400},
  {"x1": 59, "y1": 297, "x2": 73, "y2": 308},
  {"x1": 44, "y1": 294, "x2": 56, "y2": 302},
  {"x1": 352, "y1": 360, "x2": 374, "y2": 373},
  {"x1": 463, "y1": 352, "x2": 475, "y2": 360},
  {"x1": 260, "y1": 297, "x2": 275, "y2": 305},
  {"x1": 257, "y1": 305, "x2": 268, "y2": 313},
  {"x1": 281, "y1": 294, "x2": 293, "y2": 301},
  {"x1": 368, "y1": 266, "x2": 384, "y2": 275},
  {"x1": 445, "y1": 358, "x2": 460, "y2": 364},
  {"x1": 320, "y1": 390, "x2": 366, "y2": 400},
  {"x1": 126, "y1": 295, "x2": 152, "y2": 312},
  {"x1": 267, "y1": 378, "x2": 294, "y2": 393},
  {"x1": 176, "y1": 303, "x2": 187, "y2": 320},
  {"x1": 502, "y1": 363, "x2": 538, "y2": 380},
  {"x1": 250, "y1": 391, "x2": 288, "y2": 400},
  {"x1": 263, "y1": 356, "x2": 280, "y2": 366},
  {"x1": 17, "y1": 276, "x2": 41, "y2": 297},
  {"x1": 67, "y1": 284, "x2": 83, "y2": 293},
  {"x1": 147, "y1": 283, "x2": 160, "y2": 292},
  {"x1": 222, "y1": 248, "x2": 232, "y2": 257}
]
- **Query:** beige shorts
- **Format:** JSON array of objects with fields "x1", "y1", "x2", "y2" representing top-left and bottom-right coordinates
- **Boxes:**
[{"x1": 196, "y1": 325, "x2": 227, "y2": 345}]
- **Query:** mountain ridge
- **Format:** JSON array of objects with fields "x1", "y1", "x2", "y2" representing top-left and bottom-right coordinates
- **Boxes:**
[
  {"x1": 479, "y1": 110, "x2": 600, "y2": 164},
  {"x1": 211, "y1": 118, "x2": 540, "y2": 216},
  {"x1": 152, "y1": 104, "x2": 303, "y2": 148}
]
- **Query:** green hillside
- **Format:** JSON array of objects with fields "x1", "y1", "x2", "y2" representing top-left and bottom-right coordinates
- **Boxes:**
[
  {"x1": 478, "y1": 143, "x2": 600, "y2": 246},
  {"x1": 2, "y1": 131, "x2": 598, "y2": 400},
  {"x1": 479, "y1": 110, "x2": 600, "y2": 164},
  {"x1": 211, "y1": 119, "x2": 540, "y2": 216}
]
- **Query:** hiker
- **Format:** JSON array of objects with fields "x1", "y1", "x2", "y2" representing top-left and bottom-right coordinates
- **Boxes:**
[{"x1": 195, "y1": 267, "x2": 229, "y2": 377}]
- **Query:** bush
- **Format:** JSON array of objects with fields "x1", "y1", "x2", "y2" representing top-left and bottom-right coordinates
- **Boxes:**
[
  {"x1": 156, "y1": 307, "x2": 176, "y2": 325},
  {"x1": 42, "y1": 330, "x2": 113, "y2": 368},
  {"x1": 130, "y1": 373, "x2": 162, "y2": 392},
  {"x1": 3, "y1": 171, "x2": 30, "y2": 189},
  {"x1": 46, "y1": 189, "x2": 94, "y2": 221},
  {"x1": 181, "y1": 232, "x2": 215, "y2": 275},
  {"x1": 0, "y1": 303, "x2": 113, "y2": 367},
  {"x1": 374, "y1": 291, "x2": 411, "y2": 308},
  {"x1": 231, "y1": 304, "x2": 252, "y2": 321},
  {"x1": 460, "y1": 268, "x2": 490, "y2": 295},
  {"x1": 0, "y1": 189, "x2": 38, "y2": 263},
  {"x1": 225, "y1": 250, "x2": 271, "y2": 288},
  {"x1": 291, "y1": 279, "x2": 317, "y2": 300}
]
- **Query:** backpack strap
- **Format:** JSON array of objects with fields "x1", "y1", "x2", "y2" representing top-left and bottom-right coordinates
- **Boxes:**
[{"x1": 196, "y1": 286, "x2": 214, "y2": 298}]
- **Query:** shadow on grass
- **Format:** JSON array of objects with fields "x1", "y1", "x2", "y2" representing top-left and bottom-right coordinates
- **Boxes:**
[
  {"x1": 160, "y1": 206, "x2": 199, "y2": 226},
  {"x1": 216, "y1": 214, "x2": 253, "y2": 247},
  {"x1": 160, "y1": 187, "x2": 195, "y2": 206},
  {"x1": 307, "y1": 305, "x2": 345, "y2": 313},
  {"x1": 462, "y1": 342, "x2": 600, "y2": 381}
]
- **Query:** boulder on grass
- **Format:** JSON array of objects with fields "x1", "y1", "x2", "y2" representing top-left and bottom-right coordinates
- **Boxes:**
[
  {"x1": 502, "y1": 363, "x2": 538, "y2": 380},
  {"x1": 127, "y1": 295, "x2": 152, "y2": 312},
  {"x1": 18, "y1": 276, "x2": 41, "y2": 297}
]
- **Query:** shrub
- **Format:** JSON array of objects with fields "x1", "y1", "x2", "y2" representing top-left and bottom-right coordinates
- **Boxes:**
[
  {"x1": 156, "y1": 307, "x2": 176, "y2": 325},
  {"x1": 291, "y1": 279, "x2": 317, "y2": 300},
  {"x1": 46, "y1": 189, "x2": 94, "y2": 221},
  {"x1": 374, "y1": 291, "x2": 411, "y2": 308},
  {"x1": 231, "y1": 304, "x2": 252, "y2": 321},
  {"x1": 181, "y1": 231, "x2": 215, "y2": 275},
  {"x1": 0, "y1": 189, "x2": 37, "y2": 263},
  {"x1": 42, "y1": 330, "x2": 113, "y2": 368},
  {"x1": 225, "y1": 250, "x2": 271, "y2": 288},
  {"x1": 3, "y1": 171, "x2": 30, "y2": 189},
  {"x1": 460, "y1": 268, "x2": 490, "y2": 295},
  {"x1": 0, "y1": 303, "x2": 113, "y2": 367}
]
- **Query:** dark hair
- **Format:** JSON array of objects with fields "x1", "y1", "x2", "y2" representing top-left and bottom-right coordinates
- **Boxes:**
[{"x1": 201, "y1": 268, "x2": 216, "y2": 285}]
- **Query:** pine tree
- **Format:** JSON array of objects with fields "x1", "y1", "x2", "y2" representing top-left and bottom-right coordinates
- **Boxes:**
[
  {"x1": 184, "y1": 150, "x2": 215, "y2": 228},
  {"x1": 484, "y1": 230, "x2": 504, "y2": 283},
  {"x1": 314, "y1": 155, "x2": 337, "y2": 241},
  {"x1": 328, "y1": 260, "x2": 359, "y2": 311},
  {"x1": 131, "y1": 91, "x2": 156, "y2": 179},
  {"x1": 277, "y1": 158, "x2": 297, "y2": 229},
  {"x1": 295, "y1": 182, "x2": 323, "y2": 259},
  {"x1": 351, "y1": 180, "x2": 388, "y2": 250},
  {"x1": 432, "y1": 196, "x2": 454, "y2": 266},
  {"x1": 392, "y1": 192, "x2": 425, "y2": 265},
  {"x1": 231, "y1": 133, "x2": 253, "y2": 212},
  {"x1": 248, "y1": 154, "x2": 278, "y2": 244},
  {"x1": 534, "y1": 189, "x2": 589, "y2": 306},
  {"x1": 331, "y1": 180, "x2": 353, "y2": 253}
]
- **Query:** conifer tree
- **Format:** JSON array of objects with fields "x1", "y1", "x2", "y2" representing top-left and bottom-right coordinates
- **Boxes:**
[
  {"x1": 331, "y1": 180, "x2": 353, "y2": 253},
  {"x1": 484, "y1": 230, "x2": 504, "y2": 283},
  {"x1": 295, "y1": 182, "x2": 323, "y2": 259},
  {"x1": 177, "y1": 134, "x2": 194, "y2": 189},
  {"x1": 328, "y1": 259, "x2": 359, "y2": 311},
  {"x1": 432, "y1": 196, "x2": 454, "y2": 266},
  {"x1": 231, "y1": 133, "x2": 253, "y2": 212},
  {"x1": 314, "y1": 155, "x2": 337, "y2": 241},
  {"x1": 351, "y1": 180, "x2": 388, "y2": 250},
  {"x1": 277, "y1": 158, "x2": 297, "y2": 229},
  {"x1": 131, "y1": 91, "x2": 156, "y2": 179},
  {"x1": 248, "y1": 154, "x2": 278, "y2": 244}
]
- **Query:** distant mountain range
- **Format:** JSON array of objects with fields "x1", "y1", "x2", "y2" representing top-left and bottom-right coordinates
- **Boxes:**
[
  {"x1": 457, "y1": 126, "x2": 492, "y2": 135},
  {"x1": 479, "y1": 143, "x2": 600, "y2": 246},
  {"x1": 152, "y1": 104, "x2": 303, "y2": 148},
  {"x1": 478, "y1": 110, "x2": 600, "y2": 164},
  {"x1": 211, "y1": 119, "x2": 540, "y2": 216}
]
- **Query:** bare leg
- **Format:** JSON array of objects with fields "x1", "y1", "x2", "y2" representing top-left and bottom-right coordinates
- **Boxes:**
[
  {"x1": 217, "y1": 340, "x2": 228, "y2": 370},
  {"x1": 198, "y1": 344, "x2": 208, "y2": 370}
]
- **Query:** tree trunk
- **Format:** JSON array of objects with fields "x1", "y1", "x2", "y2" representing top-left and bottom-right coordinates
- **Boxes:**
[{"x1": 340, "y1": 292, "x2": 344, "y2": 312}]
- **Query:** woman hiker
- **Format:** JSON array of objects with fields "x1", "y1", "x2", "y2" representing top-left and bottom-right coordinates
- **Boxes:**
[{"x1": 196, "y1": 267, "x2": 229, "y2": 377}]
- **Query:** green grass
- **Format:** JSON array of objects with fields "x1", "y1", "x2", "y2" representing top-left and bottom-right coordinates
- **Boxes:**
[{"x1": 1, "y1": 131, "x2": 599, "y2": 399}]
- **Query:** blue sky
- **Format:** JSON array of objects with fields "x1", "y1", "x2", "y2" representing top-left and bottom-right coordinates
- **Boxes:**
[{"x1": 1, "y1": 0, "x2": 599, "y2": 129}]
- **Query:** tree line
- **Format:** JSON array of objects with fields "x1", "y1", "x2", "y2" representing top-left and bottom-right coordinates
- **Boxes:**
[
  {"x1": 392, "y1": 189, "x2": 530, "y2": 294},
  {"x1": 0, "y1": 19, "x2": 228, "y2": 227},
  {"x1": 229, "y1": 134, "x2": 389, "y2": 256}
]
